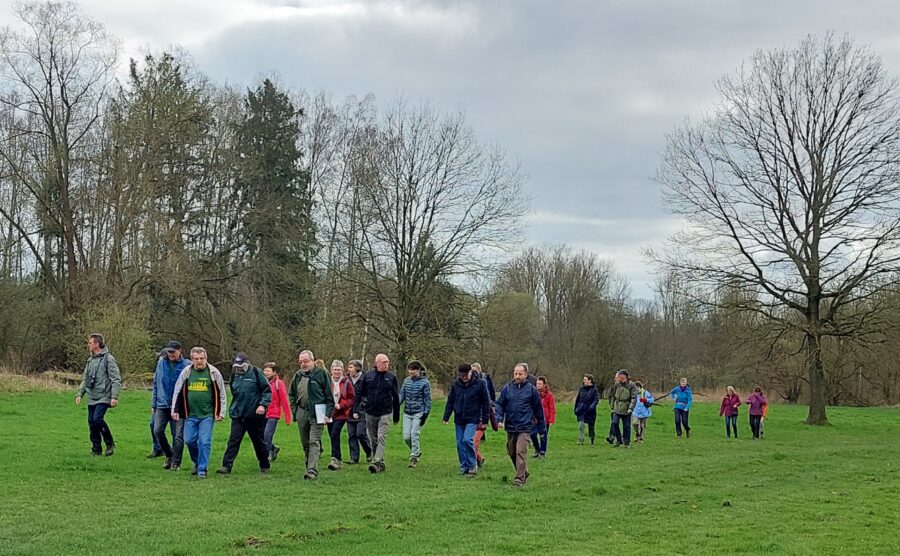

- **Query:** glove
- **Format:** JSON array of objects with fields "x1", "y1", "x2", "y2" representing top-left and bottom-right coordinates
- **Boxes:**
[
  {"x1": 420, "y1": 412, "x2": 429, "y2": 427},
  {"x1": 640, "y1": 397, "x2": 648, "y2": 404}
]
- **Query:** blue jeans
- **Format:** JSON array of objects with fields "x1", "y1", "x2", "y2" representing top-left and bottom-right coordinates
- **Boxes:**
[
  {"x1": 87, "y1": 403, "x2": 114, "y2": 453},
  {"x1": 455, "y1": 423, "x2": 477, "y2": 472},
  {"x1": 725, "y1": 414, "x2": 738, "y2": 437},
  {"x1": 184, "y1": 417, "x2": 214, "y2": 474},
  {"x1": 530, "y1": 424, "x2": 550, "y2": 454},
  {"x1": 151, "y1": 411, "x2": 176, "y2": 453}
]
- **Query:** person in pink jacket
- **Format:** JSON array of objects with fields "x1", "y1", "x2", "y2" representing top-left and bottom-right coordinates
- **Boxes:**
[
  {"x1": 262, "y1": 362, "x2": 292, "y2": 461},
  {"x1": 746, "y1": 387, "x2": 767, "y2": 440},
  {"x1": 718, "y1": 386, "x2": 741, "y2": 439}
]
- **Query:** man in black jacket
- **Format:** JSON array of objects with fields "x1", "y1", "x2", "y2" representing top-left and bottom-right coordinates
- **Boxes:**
[
  {"x1": 352, "y1": 353, "x2": 400, "y2": 473},
  {"x1": 218, "y1": 353, "x2": 272, "y2": 474},
  {"x1": 443, "y1": 363, "x2": 490, "y2": 476}
]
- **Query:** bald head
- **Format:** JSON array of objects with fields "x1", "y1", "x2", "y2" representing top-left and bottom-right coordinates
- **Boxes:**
[{"x1": 375, "y1": 353, "x2": 390, "y2": 372}]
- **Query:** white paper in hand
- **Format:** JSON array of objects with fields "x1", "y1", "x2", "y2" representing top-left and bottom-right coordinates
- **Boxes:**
[{"x1": 315, "y1": 403, "x2": 328, "y2": 424}]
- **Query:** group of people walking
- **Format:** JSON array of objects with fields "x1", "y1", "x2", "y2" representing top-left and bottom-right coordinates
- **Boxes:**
[{"x1": 76, "y1": 334, "x2": 770, "y2": 485}]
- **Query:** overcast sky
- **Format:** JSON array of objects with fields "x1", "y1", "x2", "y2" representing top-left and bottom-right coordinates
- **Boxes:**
[{"x1": 3, "y1": 0, "x2": 899, "y2": 298}]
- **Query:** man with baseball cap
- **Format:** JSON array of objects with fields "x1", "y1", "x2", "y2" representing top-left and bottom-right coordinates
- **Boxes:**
[
  {"x1": 218, "y1": 353, "x2": 272, "y2": 474},
  {"x1": 150, "y1": 340, "x2": 189, "y2": 469}
]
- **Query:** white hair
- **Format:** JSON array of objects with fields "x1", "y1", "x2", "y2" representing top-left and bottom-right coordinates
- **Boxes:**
[
  {"x1": 299, "y1": 349, "x2": 314, "y2": 361},
  {"x1": 331, "y1": 359, "x2": 345, "y2": 370}
]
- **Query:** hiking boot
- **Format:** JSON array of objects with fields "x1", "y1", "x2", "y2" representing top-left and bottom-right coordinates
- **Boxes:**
[
  {"x1": 532, "y1": 452, "x2": 540, "y2": 459},
  {"x1": 328, "y1": 458, "x2": 342, "y2": 471},
  {"x1": 104, "y1": 444, "x2": 116, "y2": 457},
  {"x1": 605, "y1": 435, "x2": 614, "y2": 445},
  {"x1": 368, "y1": 462, "x2": 378, "y2": 473},
  {"x1": 170, "y1": 464, "x2": 181, "y2": 471},
  {"x1": 147, "y1": 450, "x2": 164, "y2": 459},
  {"x1": 163, "y1": 458, "x2": 173, "y2": 470},
  {"x1": 686, "y1": 430, "x2": 691, "y2": 438},
  {"x1": 216, "y1": 466, "x2": 231, "y2": 475},
  {"x1": 191, "y1": 465, "x2": 198, "y2": 476},
  {"x1": 271, "y1": 446, "x2": 280, "y2": 462},
  {"x1": 408, "y1": 457, "x2": 418, "y2": 469},
  {"x1": 375, "y1": 462, "x2": 386, "y2": 473},
  {"x1": 303, "y1": 470, "x2": 318, "y2": 481},
  {"x1": 513, "y1": 478, "x2": 524, "y2": 487},
  {"x1": 366, "y1": 455, "x2": 374, "y2": 464}
]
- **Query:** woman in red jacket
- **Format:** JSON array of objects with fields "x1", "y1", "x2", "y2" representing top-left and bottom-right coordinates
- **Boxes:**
[
  {"x1": 262, "y1": 362, "x2": 292, "y2": 462},
  {"x1": 327, "y1": 360, "x2": 356, "y2": 470},
  {"x1": 530, "y1": 376, "x2": 556, "y2": 459}
]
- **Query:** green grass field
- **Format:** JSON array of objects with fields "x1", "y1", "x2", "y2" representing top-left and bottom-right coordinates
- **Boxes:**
[{"x1": 1, "y1": 390, "x2": 898, "y2": 555}]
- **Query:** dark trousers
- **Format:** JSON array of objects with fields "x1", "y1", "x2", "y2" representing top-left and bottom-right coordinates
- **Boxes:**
[
  {"x1": 264, "y1": 417, "x2": 280, "y2": 456},
  {"x1": 153, "y1": 408, "x2": 184, "y2": 463},
  {"x1": 222, "y1": 416, "x2": 270, "y2": 470},
  {"x1": 328, "y1": 419, "x2": 347, "y2": 461},
  {"x1": 347, "y1": 419, "x2": 371, "y2": 463},
  {"x1": 749, "y1": 414, "x2": 762, "y2": 439},
  {"x1": 530, "y1": 425, "x2": 550, "y2": 454},
  {"x1": 725, "y1": 415, "x2": 738, "y2": 437},
  {"x1": 674, "y1": 409, "x2": 691, "y2": 437},
  {"x1": 87, "y1": 403, "x2": 114, "y2": 453},
  {"x1": 610, "y1": 412, "x2": 631, "y2": 445}
]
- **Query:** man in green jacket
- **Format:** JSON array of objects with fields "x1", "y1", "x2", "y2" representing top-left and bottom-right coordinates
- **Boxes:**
[
  {"x1": 217, "y1": 353, "x2": 272, "y2": 475},
  {"x1": 75, "y1": 333, "x2": 122, "y2": 456},
  {"x1": 606, "y1": 369, "x2": 638, "y2": 448},
  {"x1": 289, "y1": 350, "x2": 334, "y2": 480}
]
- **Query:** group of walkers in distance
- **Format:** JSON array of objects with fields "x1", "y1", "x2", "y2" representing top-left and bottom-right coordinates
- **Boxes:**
[{"x1": 75, "y1": 333, "x2": 770, "y2": 485}]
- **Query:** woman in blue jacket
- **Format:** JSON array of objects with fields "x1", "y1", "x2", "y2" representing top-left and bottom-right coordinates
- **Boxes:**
[
  {"x1": 668, "y1": 377, "x2": 693, "y2": 438},
  {"x1": 631, "y1": 381, "x2": 654, "y2": 443},
  {"x1": 574, "y1": 374, "x2": 600, "y2": 445}
]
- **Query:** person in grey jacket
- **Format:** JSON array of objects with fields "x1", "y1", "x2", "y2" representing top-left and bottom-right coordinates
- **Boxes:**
[
  {"x1": 75, "y1": 333, "x2": 122, "y2": 456},
  {"x1": 399, "y1": 360, "x2": 432, "y2": 468}
]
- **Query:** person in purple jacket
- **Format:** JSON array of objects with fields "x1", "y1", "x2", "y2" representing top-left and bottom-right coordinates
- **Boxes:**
[{"x1": 746, "y1": 387, "x2": 767, "y2": 439}]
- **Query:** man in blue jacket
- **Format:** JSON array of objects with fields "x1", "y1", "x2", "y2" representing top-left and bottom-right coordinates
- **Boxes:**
[
  {"x1": 151, "y1": 341, "x2": 190, "y2": 470},
  {"x1": 496, "y1": 363, "x2": 545, "y2": 487},
  {"x1": 442, "y1": 363, "x2": 490, "y2": 476}
]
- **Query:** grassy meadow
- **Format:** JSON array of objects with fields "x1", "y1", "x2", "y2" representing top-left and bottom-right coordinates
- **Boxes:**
[{"x1": 0, "y1": 388, "x2": 898, "y2": 555}]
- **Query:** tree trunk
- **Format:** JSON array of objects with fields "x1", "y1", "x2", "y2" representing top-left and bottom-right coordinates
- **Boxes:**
[{"x1": 805, "y1": 332, "x2": 829, "y2": 425}]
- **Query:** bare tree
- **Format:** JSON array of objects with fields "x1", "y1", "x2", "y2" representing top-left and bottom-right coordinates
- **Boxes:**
[
  {"x1": 347, "y1": 100, "x2": 527, "y2": 366},
  {"x1": 652, "y1": 34, "x2": 900, "y2": 424},
  {"x1": 0, "y1": 1, "x2": 119, "y2": 312}
]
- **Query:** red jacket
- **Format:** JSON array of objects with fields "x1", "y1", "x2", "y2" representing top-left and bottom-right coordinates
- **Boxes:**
[
  {"x1": 539, "y1": 389, "x2": 556, "y2": 425},
  {"x1": 266, "y1": 377, "x2": 292, "y2": 424},
  {"x1": 719, "y1": 393, "x2": 741, "y2": 417},
  {"x1": 331, "y1": 378, "x2": 356, "y2": 421}
]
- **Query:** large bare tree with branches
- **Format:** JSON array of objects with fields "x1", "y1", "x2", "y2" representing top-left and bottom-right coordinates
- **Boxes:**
[{"x1": 653, "y1": 34, "x2": 900, "y2": 425}]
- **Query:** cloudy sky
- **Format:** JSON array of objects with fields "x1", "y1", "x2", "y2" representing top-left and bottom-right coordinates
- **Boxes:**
[{"x1": 3, "y1": 0, "x2": 898, "y2": 297}]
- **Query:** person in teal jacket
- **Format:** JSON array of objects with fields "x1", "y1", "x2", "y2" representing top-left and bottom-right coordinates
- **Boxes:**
[
  {"x1": 631, "y1": 381, "x2": 654, "y2": 443},
  {"x1": 668, "y1": 377, "x2": 693, "y2": 438}
]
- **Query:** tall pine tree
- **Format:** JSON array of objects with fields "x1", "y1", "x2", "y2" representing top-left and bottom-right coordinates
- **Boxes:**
[{"x1": 235, "y1": 79, "x2": 315, "y2": 340}]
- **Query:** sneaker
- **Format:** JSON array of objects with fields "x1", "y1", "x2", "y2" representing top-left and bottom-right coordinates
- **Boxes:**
[
  {"x1": 197, "y1": 472, "x2": 206, "y2": 479},
  {"x1": 216, "y1": 466, "x2": 231, "y2": 475},
  {"x1": 328, "y1": 458, "x2": 342, "y2": 471},
  {"x1": 623, "y1": 444, "x2": 631, "y2": 449},
  {"x1": 612, "y1": 442, "x2": 621, "y2": 448},
  {"x1": 347, "y1": 460, "x2": 359, "y2": 465},
  {"x1": 271, "y1": 446, "x2": 280, "y2": 462},
  {"x1": 303, "y1": 470, "x2": 318, "y2": 481},
  {"x1": 513, "y1": 479, "x2": 524, "y2": 487},
  {"x1": 366, "y1": 455, "x2": 374, "y2": 464},
  {"x1": 605, "y1": 435, "x2": 614, "y2": 445},
  {"x1": 91, "y1": 451, "x2": 102, "y2": 457},
  {"x1": 170, "y1": 464, "x2": 180, "y2": 471},
  {"x1": 538, "y1": 453, "x2": 546, "y2": 459},
  {"x1": 465, "y1": 469, "x2": 478, "y2": 477},
  {"x1": 191, "y1": 465, "x2": 198, "y2": 476},
  {"x1": 375, "y1": 462, "x2": 386, "y2": 473},
  {"x1": 532, "y1": 452, "x2": 540, "y2": 459},
  {"x1": 104, "y1": 444, "x2": 116, "y2": 457},
  {"x1": 260, "y1": 468, "x2": 270, "y2": 474},
  {"x1": 408, "y1": 457, "x2": 417, "y2": 469},
  {"x1": 163, "y1": 458, "x2": 173, "y2": 470},
  {"x1": 577, "y1": 440, "x2": 584, "y2": 446},
  {"x1": 147, "y1": 451, "x2": 164, "y2": 459}
]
